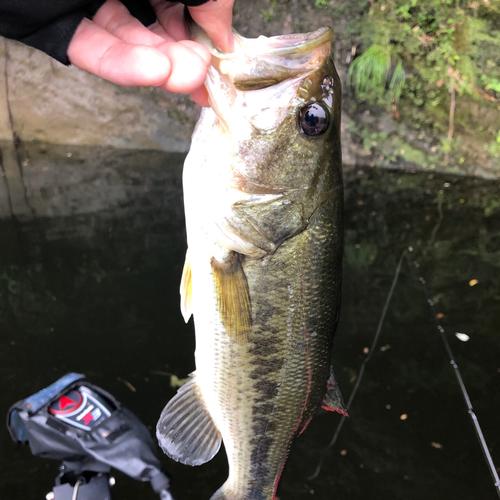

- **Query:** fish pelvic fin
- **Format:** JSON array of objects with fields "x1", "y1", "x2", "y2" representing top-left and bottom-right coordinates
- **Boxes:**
[
  {"x1": 180, "y1": 252, "x2": 193, "y2": 323},
  {"x1": 156, "y1": 373, "x2": 221, "y2": 466},
  {"x1": 210, "y1": 484, "x2": 271, "y2": 500},
  {"x1": 211, "y1": 252, "x2": 252, "y2": 344},
  {"x1": 322, "y1": 368, "x2": 349, "y2": 417},
  {"x1": 209, "y1": 486, "x2": 233, "y2": 500}
]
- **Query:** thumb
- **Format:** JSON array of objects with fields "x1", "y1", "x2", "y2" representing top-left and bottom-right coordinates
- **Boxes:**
[{"x1": 188, "y1": 0, "x2": 235, "y2": 53}]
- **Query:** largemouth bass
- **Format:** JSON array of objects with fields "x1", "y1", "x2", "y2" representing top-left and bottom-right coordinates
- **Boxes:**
[{"x1": 157, "y1": 20, "x2": 346, "y2": 500}]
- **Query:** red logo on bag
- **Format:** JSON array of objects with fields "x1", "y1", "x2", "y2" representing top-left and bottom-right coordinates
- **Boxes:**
[{"x1": 49, "y1": 390, "x2": 83, "y2": 415}]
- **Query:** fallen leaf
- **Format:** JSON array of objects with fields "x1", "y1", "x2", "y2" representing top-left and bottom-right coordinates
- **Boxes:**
[
  {"x1": 117, "y1": 377, "x2": 136, "y2": 393},
  {"x1": 170, "y1": 375, "x2": 190, "y2": 388},
  {"x1": 469, "y1": 279, "x2": 479, "y2": 286}
]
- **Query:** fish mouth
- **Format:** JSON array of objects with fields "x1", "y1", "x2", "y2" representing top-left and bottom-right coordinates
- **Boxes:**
[
  {"x1": 186, "y1": 10, "x2": 334, "y2": 91},
  {"x1": 229, "y1": 27, "x2": 334, "y2": 58}
]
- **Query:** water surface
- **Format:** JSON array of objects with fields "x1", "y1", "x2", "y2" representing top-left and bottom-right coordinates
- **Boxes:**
[{"x1": 0, "y1": 149, "x2": 499, "y2": 500}]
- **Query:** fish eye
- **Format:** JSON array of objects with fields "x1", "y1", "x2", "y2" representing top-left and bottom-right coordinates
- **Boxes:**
[{"x1": 299, "y1": 103, "x2": 329, "y2": 137}]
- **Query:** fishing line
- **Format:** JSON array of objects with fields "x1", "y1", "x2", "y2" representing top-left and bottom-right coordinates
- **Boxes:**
[
  {"x1": 308, "y1": 250, "x2": 406, "y2": 480},
  {"x1": 407, "y1": 253, "x2": 500, "y2": 499},
  {"x1": 310, "y1": 244, "x2": 500, "y2": 498}
]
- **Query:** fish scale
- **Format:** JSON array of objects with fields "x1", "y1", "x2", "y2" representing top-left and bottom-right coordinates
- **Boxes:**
[{"x1": 157, "y1": 17, "x2": 345, "y2": 500}]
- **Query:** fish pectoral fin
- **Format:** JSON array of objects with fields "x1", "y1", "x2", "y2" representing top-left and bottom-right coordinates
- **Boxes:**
[
  {"x1": 180, "y1": 253, "x2": 193, "y2": 323},
  {"x1": 322, "y1": 368, "x2": 349, "y2": 417},
  {"x1": 211, "y1": 252, "x2": 252, "y2": 344},
  {"x1": 156, "y1": 374, "x2": 221, "y2": 466}
]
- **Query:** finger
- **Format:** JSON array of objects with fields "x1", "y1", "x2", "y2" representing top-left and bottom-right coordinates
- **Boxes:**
[
  {"x1": 155, "y1": 40, "x2": 209, "y2": 93},
  {"x1": 149, "y1": 20, "x2": 176, "y2": 42},
  {"x1": 190, "y1": 85, "x2": 210, "y2": 107},
  {"x1": 150, "y1": 1, "x2": 189, "y2": 41},
  {"x1": 148, "y1": 1, "x2": 211, "y2": 80},
  {"x1": 189, "y1": 0, "x2": 235, "y2": 53},
  {"x1": 178, "y1": 39, "x2": 211, "y2": 66},
  {"x1": 93, "y1": 0, "x2": 165, "y2": 45},
  {"x1": 68, "y1": 18, "x2": 172, "y2": 87}
]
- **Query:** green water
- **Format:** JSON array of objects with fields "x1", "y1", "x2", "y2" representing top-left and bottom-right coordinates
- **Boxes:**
[{"x1": 0, "y1": 149, "x2": 499, "y2": 500}]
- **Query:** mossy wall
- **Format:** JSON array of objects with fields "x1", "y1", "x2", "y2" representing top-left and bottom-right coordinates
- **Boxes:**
[{"x1": 0, "y1": 0, "x2": 499, "y2": 179}]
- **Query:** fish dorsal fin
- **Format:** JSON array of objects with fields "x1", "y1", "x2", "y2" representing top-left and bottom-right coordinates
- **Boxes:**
[
  {"x1": 322, "y1": 368, "x2": 349, "y2": 417},
  {"x1": 211, "y1": 252, "x2": 252, "y2": 344},
  {"x1": 156, "y1": 374, "x2": 221, "y2": 466},
  {"x1": 180, "y1": 253, "x2": 193, "y2": 323}
]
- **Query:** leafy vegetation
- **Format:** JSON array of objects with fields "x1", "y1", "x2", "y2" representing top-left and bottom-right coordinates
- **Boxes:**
[
  {"x1": 348, "y1": 45, "x2": 406, "y2": 110},
  {"x1": 486, "y1": 129, "x2": 500, "y2": 157},
  {"x1": 345, "y1": 0, "x2": 500, "y2": 164},
  {"x1": 261, "y1": 0, "x2": 277, "y2": 22}
]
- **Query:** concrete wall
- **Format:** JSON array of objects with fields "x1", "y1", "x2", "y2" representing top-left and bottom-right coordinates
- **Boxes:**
[
  {"x1": 0, "y1": 38, "x2": 197, "y2": 151},
  {"x1": 0, "y1": 37, "x2": 201, "y2": 222}
]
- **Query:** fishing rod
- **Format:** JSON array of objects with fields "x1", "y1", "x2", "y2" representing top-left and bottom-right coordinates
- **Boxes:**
[
  {"x1": 310, "y1": 248, "x2": 500, "y2": 498},
  {"x1": 408, "y1": 253, "x2": 500, "y2": 499}
]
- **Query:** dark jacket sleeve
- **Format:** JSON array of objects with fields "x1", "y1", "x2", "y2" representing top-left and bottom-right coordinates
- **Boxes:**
[{"x1": 0, "y1": 0, "x2": 210, "y2": 65}]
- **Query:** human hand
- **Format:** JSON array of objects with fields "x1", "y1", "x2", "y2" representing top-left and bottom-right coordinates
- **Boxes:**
[{"x1": 67, "y1": 0, "x2": 234, "y2": 107}]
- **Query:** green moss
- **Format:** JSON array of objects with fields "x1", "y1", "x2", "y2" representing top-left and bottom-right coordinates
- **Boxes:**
[
  {"x1": 482, "y1": 195, "x2": 500, "y2": 217},
  {"x1": 343, "y1": 0, "x2": 500, "y2": 170},
  {"x1": 261, "y1": 0, "x2": 277, "y2": 22}
]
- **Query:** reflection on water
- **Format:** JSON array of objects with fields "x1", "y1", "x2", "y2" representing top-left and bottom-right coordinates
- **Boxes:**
[{"x1": 0, "y1": 149, "x2": 499, "y2": 500}]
